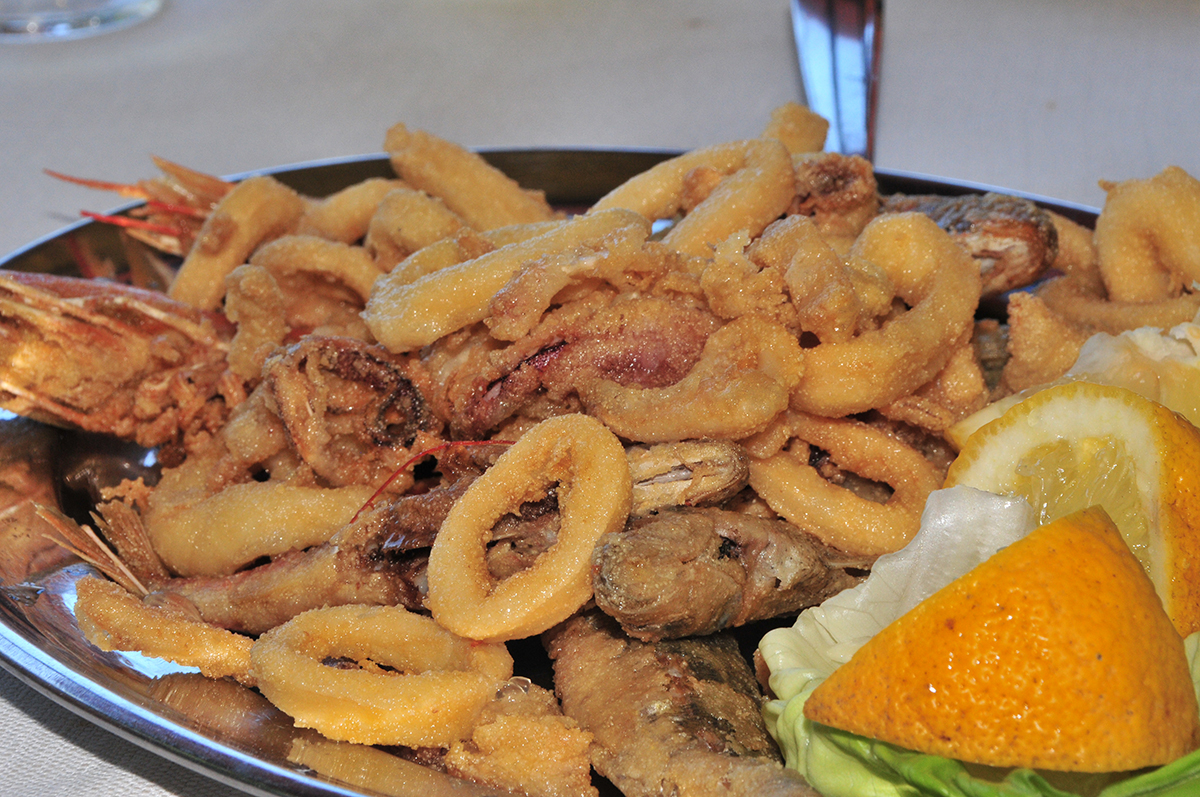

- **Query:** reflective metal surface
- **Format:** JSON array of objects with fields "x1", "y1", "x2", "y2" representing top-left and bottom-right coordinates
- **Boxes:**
[
  {"x1": 0, "y1": 150, "x2": 1099, "y2": 797},
  {"x1": 792, "y1": 0, "x2": 882, "y2": 159}
]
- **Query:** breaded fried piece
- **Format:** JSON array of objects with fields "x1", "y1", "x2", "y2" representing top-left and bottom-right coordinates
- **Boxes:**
[
  {"x1": 1046, "y1": 209, "x2": 1099, "y2": 278},
  {"x1": 999, "y1": 291, "x2": 1092, "y2": 394},
  {"x1": 789, "y1": 152, "x2": 879, "y2": 249},
  {"x1": 878, "y1": 339, "x2": 991, "y2": 432},
  {"x1": 592, "y1": 508, "x2": 860, "y2": 642},
  {"x1": 446, "y1": 681, "x2": 596, "y2": 797},
  {"x1": 1036, "y1": 271, "x2": 1200, "y2": 336},
  {"x1": 973, "y1": 318, "x2": 1010, "y2": 395},
  {"x1": 545, "y1": 612, "x2": 821, "y2": 797}
]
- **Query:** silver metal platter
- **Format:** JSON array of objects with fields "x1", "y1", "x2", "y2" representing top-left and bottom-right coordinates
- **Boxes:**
[{"x1": 0, "y1": 150, "x2": 1100, "y2": 797}]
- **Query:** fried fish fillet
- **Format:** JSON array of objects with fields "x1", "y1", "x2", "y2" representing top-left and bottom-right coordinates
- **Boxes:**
[
  {"x1": 592, "y1": 508, "x2": 861, "y2": 641},
  {"x1": 883, "y1": 191, "x2": 1058, "y2": 298},
  {"x1": 545, "y1": 612, "x2": 820, "y2": 797}
]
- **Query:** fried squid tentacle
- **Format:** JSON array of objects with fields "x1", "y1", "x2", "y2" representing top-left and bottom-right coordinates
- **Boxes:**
[
  {"x1": 545, "y1": 612, "x2": 821, "y2": 797},
  {"x1": 592, "y1": 508, "x2": 862, "y2": 641}
]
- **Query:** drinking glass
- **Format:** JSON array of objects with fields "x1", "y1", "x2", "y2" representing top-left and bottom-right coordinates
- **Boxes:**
[{"x1": 0, "y1": 0, "x2": 162, "y2": 41}]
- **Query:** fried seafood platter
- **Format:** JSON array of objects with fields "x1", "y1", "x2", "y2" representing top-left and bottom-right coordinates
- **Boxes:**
[{"x1": 3, "y1": 104, "x2": 1200, "y2": 797}]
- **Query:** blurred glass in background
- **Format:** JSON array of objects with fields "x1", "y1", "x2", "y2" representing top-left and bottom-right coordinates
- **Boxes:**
[{"x1": 0, "y1": 0, "x2": 161, "y2": 41}]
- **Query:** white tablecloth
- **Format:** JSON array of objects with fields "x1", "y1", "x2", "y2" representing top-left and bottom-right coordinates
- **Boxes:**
[{"x1": 2, "y1": 1, "x2": 1197, "y2": 795}]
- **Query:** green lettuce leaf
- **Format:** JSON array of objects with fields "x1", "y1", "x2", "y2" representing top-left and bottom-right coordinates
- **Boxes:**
[
  {"x1": 766, "y1": 678, "x2": 1200, "y2": 797},
  {"x1": 804, "y1": 724, "x2": 1200, "y2": 797}
]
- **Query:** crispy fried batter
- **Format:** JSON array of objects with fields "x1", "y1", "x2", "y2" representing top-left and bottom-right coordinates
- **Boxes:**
[
  {"x1": 446, "y1": 680, "x2": 596, "y2": 797},
  {"x1": 1035, "y1": 272, "x2": 1200, "y2": 337},
  {"x1": 999, "y1": 291, "x2": 1093, "y2": 394},
  {"x1": 878, "y1": 339, "x2": 990, "y2": 432},
  {"x1": 788, "y1": 152, "x2": 879, "y2": 249},
  {"x1": 424, "y1": 293, "x2": 720, "y2": 440}
]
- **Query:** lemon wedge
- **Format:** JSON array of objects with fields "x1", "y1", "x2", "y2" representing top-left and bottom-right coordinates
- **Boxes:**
[
  {"x1": 945, "y1": 381, "x2": 1200, "y2": 636},
  {"x1": 948, "y1": 317, "x2": 1200, "y2": 449}
]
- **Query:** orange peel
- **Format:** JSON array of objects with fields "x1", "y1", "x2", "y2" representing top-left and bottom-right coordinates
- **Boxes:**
[{"x1": 804, "y1": 507, "x2": 1200, "y2": 771}]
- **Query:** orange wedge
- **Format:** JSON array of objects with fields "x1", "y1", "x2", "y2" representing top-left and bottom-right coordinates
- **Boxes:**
[
  {"x1": 803, "y1": 507, "x2": 1200, "y2": 772},
  {"x1": 945, "y1": 381, "x2": 1200, "y2": 637}
]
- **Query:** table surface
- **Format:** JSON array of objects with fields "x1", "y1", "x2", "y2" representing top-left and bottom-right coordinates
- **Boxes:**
[{"x1": 2, "y1": 1, "x2": 1198, "y2": 795}]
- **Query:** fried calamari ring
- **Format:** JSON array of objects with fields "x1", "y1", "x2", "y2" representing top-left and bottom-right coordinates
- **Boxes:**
[
  {"x1": 75, "y1": 576, "x2": 254, "y2": 685},
  {"x1": 146, "y1": 476, "x2": 375, "y2": 577},
  {"x1": 169, "y1": 175, "x2": 306, "y2": 311},
  {"x1": 249, "y1": 235, "x2": 383, "y2": 301},
  {"x1": 878, "y1": 337, "x2": 990, "y2": 433},
  {"x1": 1035, "y1": 272, "x2": 1200, "y2": 336},
  {"x1": 592, "y1": 139, "x2": 795, "y2": 258},
  {"x1": 386, "y1": 221, "x2": 563, "y2": 289},
  {"x1": 744, "y1": 411, "x2": 943, "y2": 556},
  {"x1": 579, "y1": 315, "x2": 805, "y2": 442},
  {"x1": 363, "y1": 187, "x2": 467, "y2": 272},
  {"x1": 364, "y1": 209, "x2": 650, "y2": 352},
  {"x1": 790, "y1": 213, "x2": 981, "y2": 417},
  {"x1": 1046, "y1": 210, "x2": 1100, "y2": 278},
  {"x1": 427, "y1": 414, "x2": 632, "y2": 641},
  {"x1": 250, "y1": 604, "x2": 512, "y2": 747},
  {"x1": 1095, "y1": 166, "x2": 1200, "y2": 302},
  {"x1": 760, "y1": 101, "x2": 829, "y2": 155},
  {"x1": 224, "y1": 264, "x2": 287, "y2": 380}
]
